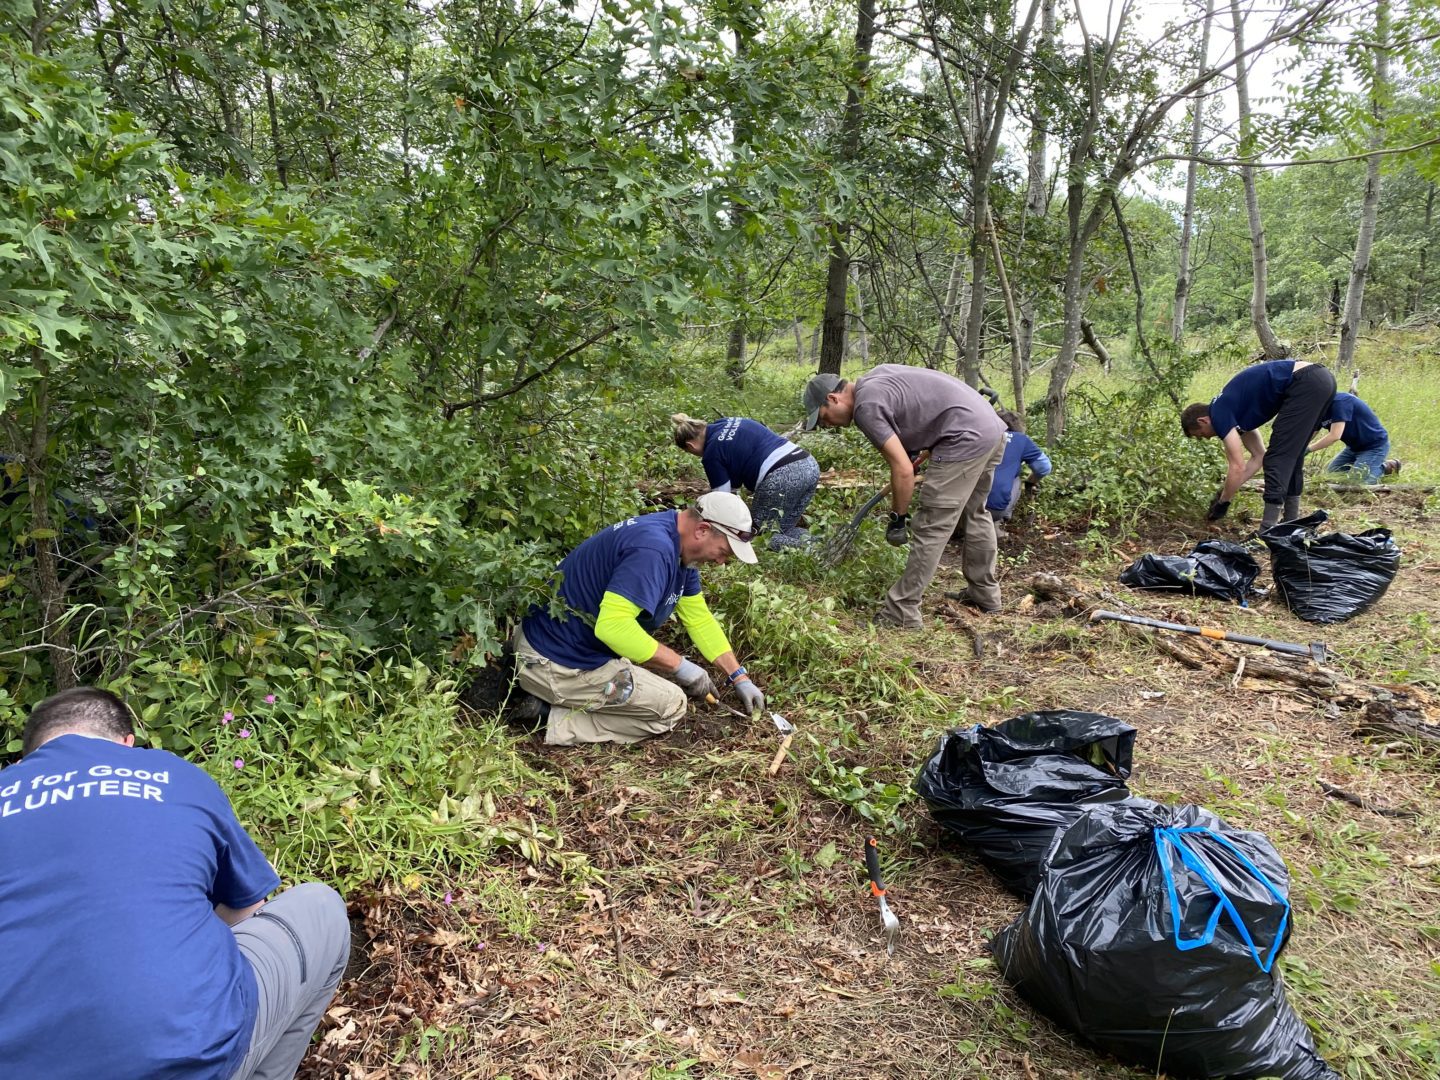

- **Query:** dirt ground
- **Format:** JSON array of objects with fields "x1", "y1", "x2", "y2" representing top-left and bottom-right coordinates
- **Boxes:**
[{"x1": 300, "y1": 490, "x2": 1440, "y2": 1080}]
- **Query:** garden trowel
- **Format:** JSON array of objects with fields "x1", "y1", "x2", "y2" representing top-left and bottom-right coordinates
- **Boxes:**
[
  {"x1": 864, "y1": 836, "x2": 900, "y2": 956},
  {"x1": 705, "y1": 694, "x2": 795, "y2": 773}
]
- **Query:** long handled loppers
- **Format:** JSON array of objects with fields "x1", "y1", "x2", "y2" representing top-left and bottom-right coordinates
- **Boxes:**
[{"x1": 1090, "y1": 609, "x2": 1328, "y2": 662}]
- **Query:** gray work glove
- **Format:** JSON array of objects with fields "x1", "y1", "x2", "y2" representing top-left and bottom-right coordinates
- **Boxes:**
[
  {"x1": 672, "y1": 658, "x2": 717, "y2": 699},
  {"x1": 733, "y1": 677, "x2": 766, "y2": 718},
  {"x1": 885, "y1": 511, "x2": 910, "y2": 547}
]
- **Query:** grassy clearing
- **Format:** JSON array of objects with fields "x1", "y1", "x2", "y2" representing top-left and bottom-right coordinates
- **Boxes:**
[{"x1": 295, "y1": 337, "x2": 1440, "y2": 1079}]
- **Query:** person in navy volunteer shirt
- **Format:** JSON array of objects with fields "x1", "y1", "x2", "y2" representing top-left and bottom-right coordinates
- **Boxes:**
[
  {"x1": 1180, "y1": 357, "x2": 1337, "y2": 530},
  {"x1": 1306, "y1": 391, "x2": 1400, "y2": 484},
  {"x1": 0, "y1": 686, "x2": 349, "y2": 1080},
  {"x1": 670, "y1": 413, "x2": 819, "y2": 550},
  {"x1": 985, "y1": 410, "x2": 1052, "y2": 533},
  {"x1": 511, "y1": 491, "x2": 768, "y2": 745}
]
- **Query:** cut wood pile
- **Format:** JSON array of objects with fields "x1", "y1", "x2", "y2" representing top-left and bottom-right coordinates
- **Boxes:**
[{"x1": 1021, "y1": 572, "x2": 1440, "y2": 748}]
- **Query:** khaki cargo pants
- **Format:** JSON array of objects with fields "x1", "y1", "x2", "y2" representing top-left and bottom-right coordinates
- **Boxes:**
[
  {"x1": 876, "y1": 435, "x2": 1004, "y2": 628},
  {"x1": 512, "y1": 626, "x2": 687, "y2": 746}
]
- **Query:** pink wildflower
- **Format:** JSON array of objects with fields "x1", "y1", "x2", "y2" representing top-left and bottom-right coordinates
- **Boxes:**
[
  {"x1": 222, "y1": 712, "x2": 233, "y2": 725},
  {"x1": 233, "y1": 758, "x2": 244, "y2": 769},
  {"x1": 264, "y1": 694, "x2": 276, "y2": 704},
  {"x1": 238, "y1": 728, "x2": 252, "y2": 740}
]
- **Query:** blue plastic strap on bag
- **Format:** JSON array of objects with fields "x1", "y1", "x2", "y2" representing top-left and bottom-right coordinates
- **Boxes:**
[{"x1": 1154, "y1": 826, "x2": 1290, "y2": 973}]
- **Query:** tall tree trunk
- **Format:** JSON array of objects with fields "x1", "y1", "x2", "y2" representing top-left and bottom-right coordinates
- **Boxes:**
[
  {"x1": 931, "y1": 253, "x2": 966, "y2": 369},
  {"x1": 1413, "y1": 183, "x2": 1435, "y2": 316},
  {"x1": 984, "y1": 208, "x2": 1025, "y2": 417},
  {"x1": 23, "y1": 355, "x2": 77, "y2": 689},
  {"x1": 849, "y1": 263, "x2": 870, "y2": 361},
  {"x1": 258, "y1": 8, "x2": 288, "y2": 189},
  {"x1": 818, "y1": 0, "x2": 877, "y2": 375},
  {"x1": 954, "y1": 2, "x2": 1043, "y2": 385},
  {"x1": 792, "y1": 318, "x2": 805, "y2": 362},
  {"x1": 1017, "y1": 0, "x2": 1055, "y2": 376},
  {"x1": 725, "y1": 18, "x2": 757, "y2": 386},
  {"x1": 1046, "y1": 236, "x2": 1090, "y2": 444},
  {"x1": 1172, "y1": 0, "x2": 1214, "y2": 343},
  {"x1": 1338, "y1": 0, "x2": 1390, "y2": 372},
  {"x1": 1230, "y1": 0, "x2": 1286, "y2": 358}
]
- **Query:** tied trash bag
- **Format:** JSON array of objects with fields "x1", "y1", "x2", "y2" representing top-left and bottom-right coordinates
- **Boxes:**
[
  {"x1": 1261, "y1": 510, "x2": 1400, "y2": 624},
  {"x1": 913, "y1": 711, "x2": 1141, "y2": 899},
  {"x1": 992, "y1": 801, "x2": 1338, "y2": 1080},
  {"x1": 1120, "y1": 539, "x2": 1260, "y2": 603}
]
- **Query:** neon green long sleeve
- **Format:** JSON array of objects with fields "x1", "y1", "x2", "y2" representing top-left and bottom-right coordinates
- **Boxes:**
[
  {"x1": 594, "y1": 591, "x2": 660, "y2": 664},
  {"x1": 676, "y1": 593, "x2": 731, "y2": 663}
]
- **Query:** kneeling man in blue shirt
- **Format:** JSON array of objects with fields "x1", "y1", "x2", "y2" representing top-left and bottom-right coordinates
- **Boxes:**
[
  {"x1": 1307, "y1": 391, "x2": 1398, "y2": 484},
  {"x1": 513, "y1": 491, "x2": 767, "y2": 745},
  {"x1": 0, "y1": 687, "x2": 350, "y2": 1080}
]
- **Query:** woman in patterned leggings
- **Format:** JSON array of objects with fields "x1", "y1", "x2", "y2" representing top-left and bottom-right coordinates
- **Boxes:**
[{"x1": 671, "y1": 414, "x2": 819, "y2": 551}]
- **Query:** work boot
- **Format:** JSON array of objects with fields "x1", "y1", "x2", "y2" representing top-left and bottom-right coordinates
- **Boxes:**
[
  {"x1": 1260, "y1": 502, "x2": 1283, "y2": 531},
  {"x1": 1282, "y1": 496, "x2": 1302, "y2": 522},
  {"x1": 1383, "y1": 459, "x2": 1402, "y2": 477}
]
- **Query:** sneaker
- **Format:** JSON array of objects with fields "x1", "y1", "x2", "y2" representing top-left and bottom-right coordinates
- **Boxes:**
[{"x1": 1383, "y1": 459, "x2": 1401, "y2": 476}]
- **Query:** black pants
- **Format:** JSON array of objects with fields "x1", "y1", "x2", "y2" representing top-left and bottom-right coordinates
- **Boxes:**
[{"x1": 1263, "y1": 364, "x2": 1336, "y2": 505}]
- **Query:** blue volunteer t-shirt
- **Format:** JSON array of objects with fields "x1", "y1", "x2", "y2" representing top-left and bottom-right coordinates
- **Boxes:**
[
  {"x1": 521, "y1": 511, "x2": 702, "y2": 669},
  {"x1": 986, "y1": 432, "x2": 1052, "y2": 513},
  {"x1": 0, "y1": 735, "x2": 280, "y2": 1079},
  {"x1": 1321, "y1": 392, "x2": 1387, "y2": 451},
  {"x1": 700, "y1": 418, "x2": 791, "y2": 493},
  {"x1": 1206, "y1": 359, "x2": 1297, "y2": 439}
]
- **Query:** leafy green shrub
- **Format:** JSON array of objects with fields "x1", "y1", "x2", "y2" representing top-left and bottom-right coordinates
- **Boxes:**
[{"x1": 1043, "y1": 347, "x2": 1232, "y2": 529}]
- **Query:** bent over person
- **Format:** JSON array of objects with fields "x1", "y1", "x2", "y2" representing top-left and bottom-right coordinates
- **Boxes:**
[
  {"x1": 513, "y1": 491, "x2": 767, "y2": 746},
  {"x1": 0, "y1": 686, "x2": 350, "y2": 1080},
  {"x1": 1181, "y1": 358, "x2": 1337, "y2": 529},
  {"x1": 802, "y1": 364, "x2": 1007, "y2": 625},
  {"x1": 671, "y1": 413, "x2": 819, "y2": 550}
]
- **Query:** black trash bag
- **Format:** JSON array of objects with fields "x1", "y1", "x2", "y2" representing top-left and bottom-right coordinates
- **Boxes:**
[
  {"x1": 1260, "y1": 510, "x2": 1401, "y2": 623},
  {"x1": 1120, "y1": 539, "x2": 1260, "y2": 603},
  {"x1": 913, "y1": 711, "x2": 1140, "y2": 899},
  {"x1": 992, "y1": 801, "x2": 1338, "y2": 1080}
]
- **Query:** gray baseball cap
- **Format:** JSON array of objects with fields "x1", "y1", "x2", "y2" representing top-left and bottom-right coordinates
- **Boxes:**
[{"x1": 801, "y1": 372, "x2": 843, "y2": 430}]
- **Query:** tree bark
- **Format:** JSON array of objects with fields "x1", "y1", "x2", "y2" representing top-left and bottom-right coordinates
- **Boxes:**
[
  {"x1": 1172, "y1": 0, "x2": 1214, "y2": 343},
  {"x1": 1337, "y1": 0, "x2": 1390, "y2": 372},
  {"x1": 818, "y1": 0, "x2": 877, "y2": 375},
  {"x1": 725, "y1": 18, "x2": 758, "y2": 386},
  {"x1": 1230, "y1": 0, "x2": 1287, "y2": 358},
  {"x1": 849, "y1": 263, "x2": 870, "y2": 362},
  {"x1": 931, "y1": 252, "x2": 966, "y2": 369},
  {"x1": 1017, "y1": 0, "x2": 1056, "y2": 375},
  {"x1": 1080, "y1": 319, "x2": 1111, "y2": 372},
  {"x1": 984, "y1": 208, "x2": 1025, "y2": 417},
  {"x1": 23, "y1": 354, "x2": 76, "y2": 689},
  {"x1": 1413, "y1": 183, "x2": 1434, "y2": 316}
]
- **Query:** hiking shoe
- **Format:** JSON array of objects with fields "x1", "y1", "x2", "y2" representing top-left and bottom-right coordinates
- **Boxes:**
[
  {"x1": 1383, "y1": 459, "x2": 1401, "y2": 476},
  {"x1": 505, "y1": 692, "x2": 550, "y2": 732},
  {"x1": 944, "y1": 589, "x2": 1000, "y2": 615}
]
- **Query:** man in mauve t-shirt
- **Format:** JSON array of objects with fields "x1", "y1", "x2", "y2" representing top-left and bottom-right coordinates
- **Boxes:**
[{"x1": 802, "y1": 364, "x2": 1007, "y2": 626}]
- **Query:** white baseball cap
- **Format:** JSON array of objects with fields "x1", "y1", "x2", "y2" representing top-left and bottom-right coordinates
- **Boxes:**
[{"x1": 694, "y1": 491, "x2": 758, "y2": 564}]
